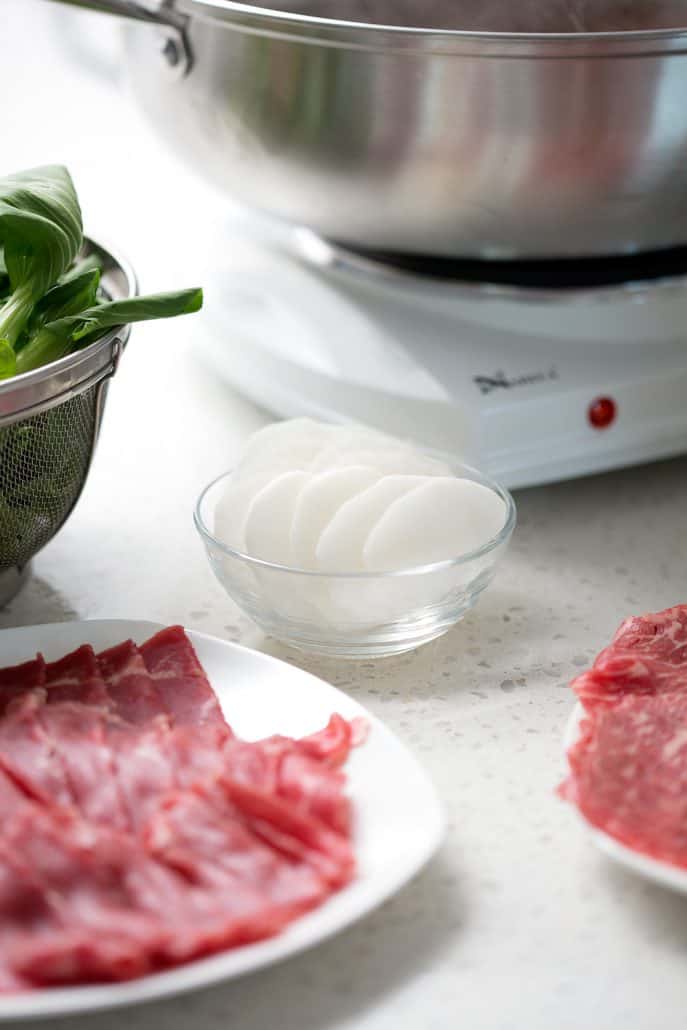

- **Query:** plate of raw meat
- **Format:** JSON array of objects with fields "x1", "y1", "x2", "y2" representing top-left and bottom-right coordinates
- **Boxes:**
[
  {"x1": 560, "y1": 604, "x2": 687, "y2": 894},
  {"x1": 0, "y1": 620, "x2": 444, "y2": 1018}
]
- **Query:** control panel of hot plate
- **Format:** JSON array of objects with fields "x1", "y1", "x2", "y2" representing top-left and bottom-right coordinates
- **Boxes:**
[{"x1": 199, "y1": 216, "x2": 687, "y2": 489}]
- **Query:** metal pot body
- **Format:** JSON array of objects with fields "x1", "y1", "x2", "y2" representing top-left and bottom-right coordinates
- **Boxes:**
[{"x1": 73, "y1": 1, "x2": 687, "y2": 257}]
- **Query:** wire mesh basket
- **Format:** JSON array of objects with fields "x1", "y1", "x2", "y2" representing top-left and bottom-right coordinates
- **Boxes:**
[{"x1": 0, "y1": 238, "x2": 136, "y2": 606}]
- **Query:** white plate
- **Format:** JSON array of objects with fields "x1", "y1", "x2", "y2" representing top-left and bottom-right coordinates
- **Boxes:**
[
  {"x1": 0, "y1": 620, "x2": 445, "y2": 1020},
  {"x1": 564, "y1": 703, "x2": 687, "y2": 895}
]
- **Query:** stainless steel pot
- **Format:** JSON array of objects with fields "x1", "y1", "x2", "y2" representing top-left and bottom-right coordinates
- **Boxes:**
[{"x1": 48, "y1": 0, "x2": 687, "y2": 258}]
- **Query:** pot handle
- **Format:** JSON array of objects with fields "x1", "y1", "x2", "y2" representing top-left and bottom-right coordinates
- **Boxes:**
[{"x1": 43, "y1": 0, "x2": 192, "y2": 74}]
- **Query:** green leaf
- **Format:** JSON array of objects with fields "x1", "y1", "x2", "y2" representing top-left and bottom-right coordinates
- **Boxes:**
[
  {"x1": 58, "y1": 252, "x2": 102, "y2": 284},
  {"x1": 0, "y1": 252, "x2": 8, "y2": 300},
  {"x1": 0, "y1": 339, "x2": 17, "y2": 379},
  {"x1": 0, "y1": 166, "x2": 82, "y2": 346},
  {"x1": 62, "y1": 288, "x2": 204, "y2": 341},
  {"x1": 30, "y1": 267, "x2": 100, "y2": 330},
  {"x1": 15, "y1": 287, "x2": 203, "y2": 375},
  {"x1": 49, "y1": 288, "x2": 204, "y2": 342},
  {"x1": 13, "y1": 326, "x2": 71, "y2": 374}
]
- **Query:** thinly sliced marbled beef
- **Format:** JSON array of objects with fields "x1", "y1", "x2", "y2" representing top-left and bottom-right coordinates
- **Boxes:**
[
  {"x1": 144, "y1": 790, "x2": 328, "y2": 934},
  {"x1": 0, "y1": 626, "x2": 363, "y2": 992},
  {"x1": 562, "y1": 604, "x2": 687, "y2": 871},
  {"x1": 139, "y1": 626, "x2": 228, "y2": 730},
  {"x1": 562, "y1": 691, "x2": 687, "y2": 867},
  {"x1": 0, "y1": 772, "x2": 336, "y2": 984},
  {"x1": 0, "y1": 699, "x2": 74, "y2": 808},
  {"x1": 1, "y1": 809, "x2": 175, "y2": 985},
  {"x1": 45, "y1": 646, "x2": 111, "y2": 708},
  {"x1": 220, "y1": 773, "x2": 355, "y2": 888},
  {"x1": 0, "y1": 767, "x2": 159, "y2": 984},
  {"x1": 296, "y1": 713, "x2": 367, "y2": 767},
  {"x1": 97, "y1": 641, "x2": 165, "y2": 725},
  {"x1": 105, "y1": 717, "x2": 178, "y2": 831},
  {"x1": 36, "y1": 704, "x2": 131, "y2": 833},
  {"x1": 219, "y1": 735, "x2": 353, "y2": 837},
  {"x1": 573, "y1": 604, "x2": 687, "y2": 707},
  {"x1": 0, "y1": 761, "x2": 329, "y2": 985},
  {"x1": 0, "y1": 656, "x2": 45, "y2": 718}
]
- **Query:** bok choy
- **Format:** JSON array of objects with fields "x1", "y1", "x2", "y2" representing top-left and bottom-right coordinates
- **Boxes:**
[
  {"x1": 0, "y1": 164, "x2": 203, "y2": 380},
  {"x1": 0, "y1": 165, "x2": 82, "y2": 351},
  {"x1": 16, "y1": 289, "x2": 202, "y2": 375}
]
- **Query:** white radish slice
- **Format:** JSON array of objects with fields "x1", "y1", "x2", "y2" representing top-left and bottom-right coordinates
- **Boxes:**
[
  {"x1": 214, "y1": 476, "x2": 263, "y2": 552},
  {"x1": 215, "y1": 461, "x2": 308, "y2": 551},
  {"x1": 234, "y1": 418, "x2": 336, "y2": 484},
  {"x1": 243, "y1": 470, "x2": 309, "y2": 563},
  {"x1": 320, "y1": 424, "x2": 411, "y2": 453},
  {"x1": 239, "y1": 417, "x2": 334, "y2": 464},
  {"x1": 363, "y1": 477, "x2": 507, "y2": 571},
  {"x1": 290, "y1": 466, "x2": 381, "y2": 570},
  {"x1": 309, "y1": 445, "x2": 450, "y2": 477},
  {"x1": 316, "y1": 475, "x2": 427, "y2": 572}
]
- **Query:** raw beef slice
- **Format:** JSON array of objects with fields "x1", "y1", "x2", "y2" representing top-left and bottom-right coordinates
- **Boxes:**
[
  {"x1": 573, "y1": 604, "x2": 687, "y2": 707},
  {"x1": 45, "y1": 646, "x2": 111, "y2": 708},
  {"x1": 0, "y1": 656, "x2": 45, "y2": 717},
  {"x1": 0, "y1": 626, "x2": 363, "y2": 991},
  {"x1": 561, "y1": 690, "x2": 687, "y2": 867},
  {"x1": 97, "y1": 641, "x2": 166, "y2": 726},
  {"x1": 139, "y1": 626, "x2": 228, "y2": 730}
]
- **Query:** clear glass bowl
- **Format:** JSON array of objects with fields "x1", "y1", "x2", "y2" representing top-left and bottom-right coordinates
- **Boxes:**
[{"x1": 194, "y1": 463, "x2": 516, "y2": 659}]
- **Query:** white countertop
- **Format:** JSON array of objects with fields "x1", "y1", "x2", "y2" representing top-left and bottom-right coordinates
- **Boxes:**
[{"x1": 4, "y1": 5, "x2": 687, "y2": 1027}]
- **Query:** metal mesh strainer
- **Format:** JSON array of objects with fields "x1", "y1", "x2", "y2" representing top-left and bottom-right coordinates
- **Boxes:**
[
  {"x1": 0, "y1": 238, "x2": 136, "y2": 605},
  {"x1": 0, "y1": 386, "x2": 100, "y2": 569}
]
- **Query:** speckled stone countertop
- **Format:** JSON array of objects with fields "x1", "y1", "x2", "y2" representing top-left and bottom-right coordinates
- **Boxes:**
[{"x1": 4, "y1": 5, "x2": 687, "y2": 1027}]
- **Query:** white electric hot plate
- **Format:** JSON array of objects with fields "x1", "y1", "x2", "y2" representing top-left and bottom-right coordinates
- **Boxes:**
[
  {"x1": 564, "y1": 703, "x2": 687, "y2": 895},
  {"x1": 0, "y1": 620, "x2": 444, "y2": 1020},
  {"x1": 199, "y1": 214, "x2": 687, "y2": 490}
]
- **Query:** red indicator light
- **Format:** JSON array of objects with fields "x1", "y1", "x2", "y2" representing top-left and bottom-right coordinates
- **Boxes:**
[{"x1": 588, "y1": 396, "x2": 617, "y2": 430}]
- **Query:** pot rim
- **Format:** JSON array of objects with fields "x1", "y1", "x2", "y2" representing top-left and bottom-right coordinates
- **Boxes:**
[{"x1": 178, "y1": 0, "x2": 687, "y2": 52}]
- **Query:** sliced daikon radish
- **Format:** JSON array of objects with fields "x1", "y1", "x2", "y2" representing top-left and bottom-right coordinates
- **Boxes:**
[
  {"x1": 309, "y1": 445, "x2": 450, "y2": 477},
  {"x1": 363, "y1": 477, "x2": 507, "y2": 571},
  {"x1": 215, "y1": 461, "x2": 306, "y2": 551},
  {"x1": 316, "y1": 475, "x2": 427, "y2": 572},
  {"x1": 214, "y1": 476, "x2": 262, "y2": 552},
  {"x1": 234, "y1": 418, "x2": 336, "y2": 484},
  {"x1": 239, "y1": 417, "x2": 334, "y2": 463},
  {"x1": 243, "y1": 470, "x2": 309, "y2": 563},
  {"x1": 290, "y1": 465, "x2": 381, "y2": 570},
  {"x1": 317, "y1": 424, "x2": 409, "y2": 453},
  {"x1": 309, "y1": 423, "x2": 451, "y2": 472}
]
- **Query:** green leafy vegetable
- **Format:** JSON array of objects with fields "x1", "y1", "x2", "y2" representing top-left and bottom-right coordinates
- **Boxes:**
[
  {"x1": 0, "y1": 164, "x2": 203, "y2": 382},
  {"x1": 0, "y1": 162, "x2": 204, "y2": 571},
  {"x1": 0, "y1": 166, "x2": 82, "y2": 348},
  {"x1": 52, "y1": 288, "x2": 203, "y2": 341},
  {"x1": 0, "y1": 250, "x2": 9, "y2": 303},
  {"x1": 0, "y1": 340, "x2": 16, "y2": 379},
  {"x1": 29, "y1": 267, "x2": 101, "y2": 331},
  {"x1": 15, "y1": 288, "x2": 203, "y2": 375},
  {"x1": 58, "y1": 252, "x2": 102, "y2": 283}
]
